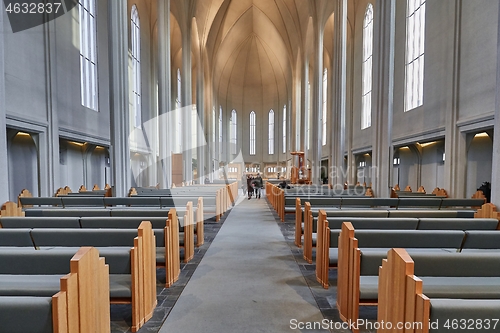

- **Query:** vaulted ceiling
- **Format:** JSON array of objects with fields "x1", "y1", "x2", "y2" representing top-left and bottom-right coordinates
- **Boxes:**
[{"x1": 171, "y1": 0, "x2": 335, "y2": 112}]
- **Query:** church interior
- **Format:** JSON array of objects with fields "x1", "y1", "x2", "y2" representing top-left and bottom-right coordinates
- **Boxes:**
[{"x1": 1, "y1": 0, "x2": 500, "y2": 332}]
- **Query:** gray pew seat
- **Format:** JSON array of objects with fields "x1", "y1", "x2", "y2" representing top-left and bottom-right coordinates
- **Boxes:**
[
  {"x1": 0, "y1": 229, "x2": 35, "y2": 247},
  {"x1": 429, "y1": 299, "x2": 500, "y2": 333},
  {"x1": 388, "y1": 210, "x2": 459, "y2": 218},
  {"x1": 0, "y1": 296, "x2": 53, "y2": 333},
  {"x1": 30, "y1": 229, "x2": 141, "y2": 248},
  {"x1": 462, "y1": 231, "x2": 500, "y2": 251},
  {"x1": 327, "y1": 217, "x2": 419, "y2": 230},
  {"x1": 25, "y1": 208, "x2": 112, "y2": 217},
  {"x1": 80, "y1": 216, "x2": 167, "y2": 229},
  {"x1": 418, "y1": 218, "x2": 499, "y2": 230},
  {"x1": 110, "y1": 208, "x2": 169, "y2": 217},
  {"x1": 0, "y1": 217, "x2": 80, "y2": 228}
]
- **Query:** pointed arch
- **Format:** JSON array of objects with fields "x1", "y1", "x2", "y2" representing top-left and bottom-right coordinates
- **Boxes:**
[
  {"x1": 361, "y1": 3, "x2": 373, "y2": 129},
  {"x1": 269, "y1": 109, "x2": 275, "y2": 155},
  {"x1": 250, "y1": 111, "x2": 256, "y2": 156}
]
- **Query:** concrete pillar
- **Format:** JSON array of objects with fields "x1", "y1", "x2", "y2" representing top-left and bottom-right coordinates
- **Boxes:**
[
  {"x1": 291, "y1": 68, "x2": 301, "y2": 152},
  {"x1": 311, "y1": 25, "x2": 324, "y2": 185},
  {"x1": 0, "y1": 11, "x2": 9, "y2": 202},
  {"x1": 491, "y1": 3, "x2": 500, "y2": 205},
  {"x1": 158, "y1": 0, "x2": 172, "y2": 188},
  {"x1": 196, "y1": 48, "x2": 205, "y2": 183},
  {"x1": 331, "y1": 0, "x2": 348, "y2": 187},
  {"x1": 181, "y1": 20, "x2": 193, "y2": 183},
  {"x1": 444, "y1": 1, "x2": 467, "y2": 198},
  {"x1": 371, "y1": 0, "x2": 395, "y2": 197},
  {"x1": 108, "y1": 0, "x2": 130, "y2": 196},
  {"x1": 39, "y1": 16, "x2": 60, "y2": 197},
  {"x1": 300, "y1": 59, "x2": 308, "y2": 156}
]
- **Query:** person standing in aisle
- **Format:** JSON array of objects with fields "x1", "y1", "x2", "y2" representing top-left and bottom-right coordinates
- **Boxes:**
[
  {"x1": 247, "y1": 175, "x2": 254, "y2": 199},
  {"x1": 253, "y1": 173, "x2": 263, "y2": 199}
]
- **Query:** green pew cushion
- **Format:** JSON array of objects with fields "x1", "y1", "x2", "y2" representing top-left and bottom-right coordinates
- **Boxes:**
[
  {"x1": 358, "y1": 276, "x2": 500, "y2": 301},
  {"x1": 388, "y1": 210, "x2": 458, "y2": 218},
  {"x1": 25, "y1": 209, "x2": 112, "y2": 217},
  {"x1": 418, "y1": 218, "x2": 499, "y2": 230},
  {"x1": 0, "y1": 230, "x2": 35, "y2": 247},
  {"x1": 103, "y1": 197, "x2": 161, "y2": 207},
  {"x1": 0, "y1": 275, "x2": 61, "y2": 296},
  {"x1": 0, "y1": 296, "x2": 53, "y2": 333},
  {"x1": 0, "y1": 217, "x2": 80, "y2": 228},
  {"x1": 462, "y1": 231, "x2": 500, "y2": 250},
  {"x1": 31, "y1": 229, "x2": 140, "y2": 248},
  {"x1": 313, "y1": 209, "x2": 389, "y2": 217},
  {"x1": 109, "y1": 274, "x2": 132, "y2": 298},
  {"x1": 329, "y1": 248, "x2": 338, "y2": 266},
  {"x1": 80, "y1": 217, "x2": 167, "y2": 229},
  {"x1": 19, "y1": 196, "x2": 63, "y2": 207},
  {"x1": 110, "y1": 209, "x2": 169, "y2": 217},
  {"x1": 353, "y1": 229, "x2": 465, "y2": 249},
  {"x1": 60, "y1": 196, "x2": 105, "y2": 207},
  {"x1": 429, "y1": 299, "x2": 500, "y2": 333},
  {"x1": 327, "y1": 217, "x2": 418, "y2": 230}
]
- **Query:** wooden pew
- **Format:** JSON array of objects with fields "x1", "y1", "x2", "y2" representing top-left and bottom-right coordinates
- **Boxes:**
[
  {"x1": 1, "y1": 201, "x2": 24, "y2": 217},
  {"x1": 336, "y1": 222, "x2": 466, "y2": 326},
  {"x1": 0, "y1": 246, "x2": 110, "y2": 333},
  {"x1": 13, "y1": 222, "x2": 156, "y2": 332},
  {"x1": 165, "y1": 209, "x2": 181, "y2": 287},
  {"x1": 378, "y1": 248, "x2": 500, "y2": 333}
]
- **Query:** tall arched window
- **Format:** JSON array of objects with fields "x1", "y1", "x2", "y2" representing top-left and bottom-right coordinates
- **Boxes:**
[
  {"x1": 322, "y1": 69, "x2": 328, "y2": 145},
  {"x1": 283, "y1": 105, "x2": 287, "y2": 153},
  {"x1": 176, "y1": 69, "x2": 182, "y2": 152},
  {"x1": 306, "y1": 81, "x2": 311, "y2": 150},
  {"x1": 131, "y1": 5, "x2": 141, "y2": 127},
  {"x1": 250, "y1": 111, "x2": 256, "y2": 155},
  {"x1": 212, "y1": 106, "x2": 216, "y2": 143},
  {"x1": 230, "y1": 110, "x2": 237, "y2": 154},
  {"x1": 176, "y1": 69, "x2": 181, "y2": 109},
  {"x1": 219, "y1": 106, "x2": 223, "y2": 158},
  {"x1": 405, "y1": 0, "x2": 426, "y2": 111},
  {"x1": 362, "y1": 4, "x2": 373, "y2": 129},
  {"x1": 79, "y1": 0, "x2": 98, "y2": 111},
  {"x1": 268, "y1": 110, "x2": 275, "y2": 155}
]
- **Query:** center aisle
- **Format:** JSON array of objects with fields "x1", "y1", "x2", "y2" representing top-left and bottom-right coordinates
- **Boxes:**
[{"x1": 158, "y1": 193, "x2": 328, "y2": 333}]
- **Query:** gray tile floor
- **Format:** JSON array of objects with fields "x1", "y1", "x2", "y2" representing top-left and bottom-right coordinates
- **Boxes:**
[
  {"x1": 110, "y1": 215, "x2": 228, "y2": 333},
  {"x1": 110, "y1": 195, "x2": 378, "y2": 333},
  {"x1": 276, "y1": 204, "x2": 377, "y2": 333}
]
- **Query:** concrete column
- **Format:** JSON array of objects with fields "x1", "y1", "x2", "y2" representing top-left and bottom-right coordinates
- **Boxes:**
[
  {"x1": 181, "y1": 20, "x2": 193, "y2": 183},
  {"x1": 214, "y1": 95, "x2": 220, "y2": 179},
  {"x1": 444, "y1": 0, "x2": 467, "y2": 198},
  {"x1": 300, "y1": 59, "x2": 308, "y2": 156},
  {"x1": 0, "y1": 11, "x2": 9, "y2": 202},
  {"x1": 196, "y1": 48, "x2": 205, "y2": 182},
  {"x1": 158, "y1": 0, "x2": 172, "y2": 188},
  {"x1": 291, "y1": 69, "x2": 301, "y2": 152},
  {"x1": 38, "y1": 16, "x2": 60, "y2": 197},
  {"x1": 330, "y1": 0, "x2": 348, "y2": 187},
  {"x1": 371, "y1": 0, "x2": 395, "y2": 198},
  {"x1": 491, "y1": 3, "x2": 500, "y2": 205},
  {"x1": 311, "y1": 26, "x2": 324, "y2": 185},
  {"x1": 108, "y1": 0, "x2": 130, "y2": 196}
]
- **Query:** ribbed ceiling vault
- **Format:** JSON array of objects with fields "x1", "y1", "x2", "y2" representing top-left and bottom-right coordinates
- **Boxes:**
[{"x1": 171, "y1": 0, "x2": 336, "y2": 112}]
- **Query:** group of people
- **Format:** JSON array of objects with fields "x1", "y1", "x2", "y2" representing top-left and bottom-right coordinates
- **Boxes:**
[{"x1": 243, "y1": 173, "x2": 263, "y2": 200}]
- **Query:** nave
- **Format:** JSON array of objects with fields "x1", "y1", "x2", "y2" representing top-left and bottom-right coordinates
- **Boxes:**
[
  {"x1": 106, "y1": 191, "x2": 372, "y2": 333},
  {"x1": 158, "y1": 193, "x2": 329, "y2": 333}
]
